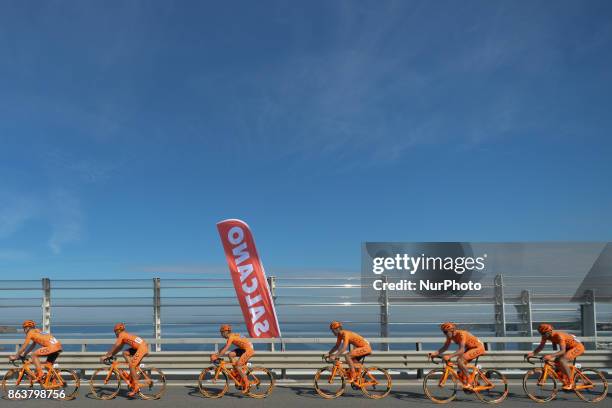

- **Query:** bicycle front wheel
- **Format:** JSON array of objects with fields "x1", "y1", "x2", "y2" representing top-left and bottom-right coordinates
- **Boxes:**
[
  {"x1": 138, "y1": 367, "x2": 166, "y2": 400},
  {"x1": 359, "y1": 366, "x2": 392, "y2": 399},
  {"x1": 522, "y1": 368, "x2": 557, "y2": 403},
  {"x1": 474, "y1": 369, "x2": 508, "y2": 404},
  {"x1": 2, "y1": 369, "x2": 40, "y2": 400},
  {"x1": 314, "y1": 366, "x2": 346, "y2": 399},
  {"x1": 423, "y1": 368, "x2": 458, "y2": 403},
  {"x1": 574, "y1": 368, "x2": 608, "y2": 403},
  {"x1": 198, "y1": 366, "x2": 229, "y2": 398},
  {"x1": 246, "y1": 366, "x2": 275, "y2": 398},
  {"x1": 89, "y1": 368, "x2": 120, "y2": 400},
  {"x1": 56, "y1": 369, "x2": 80, "y2": 400}
]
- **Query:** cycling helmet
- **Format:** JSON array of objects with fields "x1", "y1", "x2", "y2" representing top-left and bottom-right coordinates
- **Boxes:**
[
  {"x1": 330, "y1": 321, "x2": 342, "y2": 330},
  {"x1": 440, "y1": 322, "x2": 456, "y2": 332},
  {"x1": 220, "y1": 324, "x2": 232, "y2": 332},
  {"x1": 113, "y1": 322, "x2": 126, "y2": 332},
  {"x1": 538, "y1": 324, "x2": 553, "y2": 335},
  {"x1": 22, "y1": 320, "x2": 36, "y2": 329}
]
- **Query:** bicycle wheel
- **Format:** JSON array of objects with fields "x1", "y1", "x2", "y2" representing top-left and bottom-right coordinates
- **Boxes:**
[
  {"x1": 198, "y1": 366, "x2": 229, "y2": 398},
  {"x1": 522, "y1": 368, "x2": 557, "y2": 403},
  {"x1": 423, "y1": 368, "x2": 458, "y2": 403},
  {"x1": 246, "y1": 366, "x2": 275, "y2": 398},
  {"x1": 56, "y1": 369, "x2": 80, "y2": 400},
  {"x1": 474, "y1": 369, "x2": 508, "y2": 404},
  {"x1": 2, "y1": 369, "x2": 41, "y2": 400},
  {"x1": 89, "y1": 368, "x2": 120, "y2": 400},
  {"x1": 137, "y1": 367, "x2": 166, "y2": 400},
  {"x1": 314, "y1": 366, "x2": 346, "y2": 399},
  {"x1": 359, "y1": 366, "x2": 392, "y2": 399},
  {"x1": 574, "y1": 368, "x2": 608, "y2": 403}
]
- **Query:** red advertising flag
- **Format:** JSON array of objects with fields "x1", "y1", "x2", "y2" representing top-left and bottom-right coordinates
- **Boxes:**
[{"x1": 217, "y1": 219, "x2": 281, "y2": 338}]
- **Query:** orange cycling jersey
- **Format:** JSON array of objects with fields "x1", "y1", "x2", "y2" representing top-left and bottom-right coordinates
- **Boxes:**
[
  {"x1": 227, "y1": 333, "x2": 253, "y2": 351},
  {"x1": 335, "y1": 330, "x2": 370, "y2": 348},
  {"x1": 116, "y1": 331, "x2": 147, "y2": 349},
  {"x1": 25, "y1": 329, "x2": 62, "y2": 349},
  {"x1": 451, "y1": 330, "x2": 482, "y2": 349},
  {"x1": 550, "y1": 332, "x2": 582, "y2": 349}
]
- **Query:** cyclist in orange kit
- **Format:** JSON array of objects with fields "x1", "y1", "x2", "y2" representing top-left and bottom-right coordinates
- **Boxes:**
[
  {"x1": 100, "y1": 323, "x2": 149, "y2": 397},
  {"x1": 212, "y1": 324, "x2": 254, "y2": 393},
  {"x1": 429, "y1": 322, "x2": 486, "y2": 390},
  {"x1": 325, "y1": 321, "x2": 372, "y2": 383},
  {"x1": 526, "y1": 323, "x2": 585, "y2": 390},
  {"x1": 9, "y1": 320, "x2": 63, "y2": 382}
]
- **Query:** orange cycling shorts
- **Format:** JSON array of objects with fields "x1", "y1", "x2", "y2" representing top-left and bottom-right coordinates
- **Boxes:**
[
  {"x1": 463, "y1": 345, "x2": 485, "y2": 362},
  {"x1": 127, "y1": 345, "x2": 149, "y2": 368},
  {"x1": 236, "y1": 349, "x2": 254, "y2": 366},
  {"x1": 34, "y1": 344, "x2": 62, "y2": 357},
  {"x1": 349, "y1": 345, "x2": 372, "y2": 359},
  {"x1": 564, "y1": 343, "x2": 585, "y2": 361}
]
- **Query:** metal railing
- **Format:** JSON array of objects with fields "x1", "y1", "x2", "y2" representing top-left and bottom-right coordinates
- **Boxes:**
[{"x1": 0, "y1": 276, "x2": 610, "y2": 352}]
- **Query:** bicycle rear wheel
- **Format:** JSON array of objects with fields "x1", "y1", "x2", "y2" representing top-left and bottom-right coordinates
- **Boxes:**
[
  {"x1": 359, "y1": 366, "x2": 392, "y2": 399},
  {"x1": 138, "y1": 367, "x2": 166, "y2": 400},
  {"x1": 474, "y1": 369, "x2": 508, "y2": 404},
  {"x1": 2, "y1": 369, "x2": 41, "y2": 400},
  {"x1": 246, "y1": 366, "x2": 275, "y2": 398},
  {"x1": 89, "y1": 368, "x2": 120, "y2": 400},
  {"x1": 198, "y1": 366, "x2": 229, "y2": 398},
  {"x1": 423, "y1": 368, "x2": 458, "y2": 403},
  {"x1": 574, "y1": 368, "x2": 608, "y2": 403},
  {"x1": 56, "y1": 369, "x2": 80, "y2": 400},
  {"x1": 314, "y1": 366, "x2": 346, "y2": 399},
  {"x1": 522, "y1": 368, "x2": 557, "y2": 403}
]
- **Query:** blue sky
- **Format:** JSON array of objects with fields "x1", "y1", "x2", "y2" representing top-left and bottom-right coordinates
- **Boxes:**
[{"x1": 1, "y1": 0, "x2": 611, "y2": 280}]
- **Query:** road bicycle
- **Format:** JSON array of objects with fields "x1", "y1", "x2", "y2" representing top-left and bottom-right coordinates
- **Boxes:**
[
  {"x1": 1, "y1": 356, "x2": 79, "y2": 400},
  {"x1": 523, "y1": 356, "x2": 608, "y2": 403},
  {"x1": 423, "y1": 355, "x2": 508, "y2": 404},
  {"x1": 313, "y1": 355, "x2": 392, "y2": 399},
  {"x1": 198, "y1": 356, "x2": 275, "y2": 398},
  {"x1": 89, "y1": 356, "x2": 166, "y2": 400}
]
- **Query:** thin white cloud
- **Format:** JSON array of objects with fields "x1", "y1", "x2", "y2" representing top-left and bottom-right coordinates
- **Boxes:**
[{"x1": 47, "y1": 189, "x2": 83, "y2": 254}]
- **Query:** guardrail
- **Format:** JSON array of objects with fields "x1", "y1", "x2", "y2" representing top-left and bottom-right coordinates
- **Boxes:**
[{"x1": 1, "y1": 337, "x2": 611, "y2": 376}]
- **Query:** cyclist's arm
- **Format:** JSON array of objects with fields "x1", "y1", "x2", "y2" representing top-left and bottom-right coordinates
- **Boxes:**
[
  {"x1": 14, "y1": 341, "x2": 33, "y2": 358},
  {"x1": 545, "y1": 340, "x2": 566, "y2": 359},
  {"x1": 431, "y1": 338, "x2": 451, "y2": 356},
  {"x1": 218, "y1": 338, "x2": 233, "y2": 356},
  {"x1": 530, "y1": 338, "x2": 547, "y2": 356},
  {"x1": 104, "y1": 339, "x2": 124, "y2": 358},
  {"x1": 447, "y1": 338, "x2": 466, "y2": 359},
  {"x1": 327, "y1": 336, "x2": 342, "y2": 356}
]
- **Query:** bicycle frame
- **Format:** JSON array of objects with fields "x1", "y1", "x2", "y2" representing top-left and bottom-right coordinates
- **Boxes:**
[
  {"x1": 212, "y1": 359, "x2": 258, "y2": 388},
  {"x1": 326, "y1": 358, "x2": 378, "y2": 388},
  {"x1": 101, "y1": 359, "x2": 150, "y2": 390},
  {"x1": 10, "y1": 359, "x2": 65, "y2": 389},
  {"x1": 437, "y1": 359, "x2": 494, "y2": 392},
  {"x1": 537, "y1": 360, "x2": 595, "y2": 391}
]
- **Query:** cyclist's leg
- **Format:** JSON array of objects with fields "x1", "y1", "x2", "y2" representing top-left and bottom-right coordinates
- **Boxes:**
[
  {"x1": 348, "y1": 346, "x2": 371, "y2": 381},
  {"x1": 33, "y1": 347, "x2": 52, "y2": 379},
  {"x1": 236, "y1": 349, "x2": 253, "y2": 392},
  {"x1": 563, "y1": 345, "x2": 585, "y2": 388},
  {"x1": 127, "y1": 346, "x2": 148, "y2": 396},
  {"x1": 462, "y1": 346, "x2": 485, "y2": 387}
]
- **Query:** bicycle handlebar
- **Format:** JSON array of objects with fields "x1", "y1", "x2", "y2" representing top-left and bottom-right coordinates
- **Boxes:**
[{"x1": 8, "y1": 356, "x2": 27, "y2": 367}]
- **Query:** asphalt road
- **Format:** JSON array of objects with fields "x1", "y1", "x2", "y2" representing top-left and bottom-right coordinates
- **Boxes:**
[{"x1": 1, "y1": 382, "x2": 609, "y2": 407}]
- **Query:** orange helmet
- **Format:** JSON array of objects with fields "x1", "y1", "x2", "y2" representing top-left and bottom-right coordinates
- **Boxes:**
[
  {"x1": 440, "y1": 322, "x2": 456, "y2": 332},
  {"x1": 113, "y1": 323, "x2": 126, "y2": 332},
  {"x1": 220, "y1": 324, "x2": 232, "y2": 332},
  {"x1": 538, "y1": 324, "x2": 553, "y2": 335},
  {"x1": 22, "y1": 320, "x2": 36, "y2": 329},
  {"x1": 329, "y1": 321, "x2": 342, "y2": 330}
]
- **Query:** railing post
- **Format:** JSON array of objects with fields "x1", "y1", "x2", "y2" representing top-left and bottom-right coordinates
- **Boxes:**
[
  {"x1": 42, "y1": 278, "x2": 51, "y2": 333},
  {"x1": 379, "y1": 275, "x2": 390, "y2": 351},
  {"x1": 416, "y1": 342, "x2": 423, "y2": 379},
  {"x1": 267, "y1": 276, "x2": 277, "y2": 352},
  {"x1": 517, "y1": 290, "x2": 533, "y2": 350},
  {"x1": 493, "y1": 275, "x2": 506, "y2": 350},
  {"x1": 581, "y1": 290, "x2": 597, "y2": 349},
  {"x1": 153, "y1": 278, "x2": 161, "y2": 352}
]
